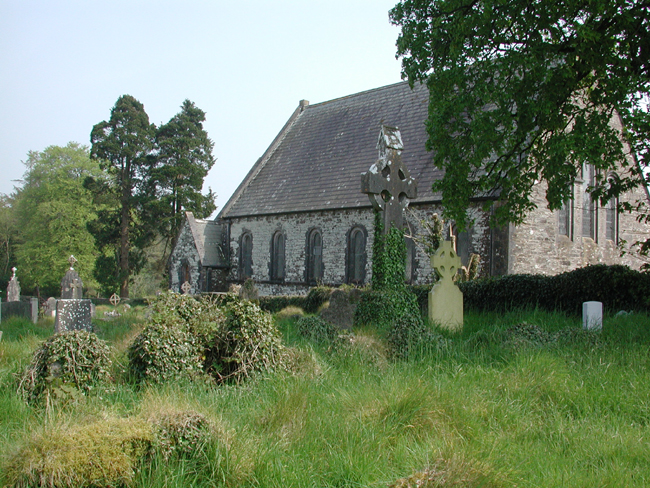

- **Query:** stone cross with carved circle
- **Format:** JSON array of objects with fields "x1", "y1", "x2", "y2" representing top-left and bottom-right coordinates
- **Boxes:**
[
  {"x1": 431, "y1": 240, "x2": 461, "y2": 283},
  {"x1": 361, "y1": 125, "x2": 417, "y2": 234}
]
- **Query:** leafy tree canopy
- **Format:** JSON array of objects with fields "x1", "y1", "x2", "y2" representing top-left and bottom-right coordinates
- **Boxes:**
[
  {"x1": 390, "y1": 0, "x2": 650, "y2": 229},
  {"x1": 12, "y1": 143, "x2": 103, "y2": 296}
]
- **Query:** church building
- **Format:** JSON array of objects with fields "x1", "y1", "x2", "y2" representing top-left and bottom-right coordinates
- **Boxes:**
[{"x1": 170, "y1": 81, "x2": 649, "y2": 296}]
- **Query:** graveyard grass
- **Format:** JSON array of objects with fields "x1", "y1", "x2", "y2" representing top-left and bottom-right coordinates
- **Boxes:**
[{"x1": 1, "y1": 308, "x2": 650, "y2": 487}]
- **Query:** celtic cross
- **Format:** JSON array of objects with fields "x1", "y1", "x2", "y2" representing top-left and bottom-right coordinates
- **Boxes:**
[
  {"x1": 431, "y1": 240, "x2": 461, "y2": 283},
  {"x1": 109, "y1": 293, "x2": 121, "y2": 307},
  {"x1": 181, "y1": 281, "x2": 191, "y2": 295},
  {"x1": 68, "y1": 255, "x2": 77, "y2": 270},
  {"x1": 11, "y1": 267, "x2": 16, "y2": 279},
  {"x1": 361, "y1": 125, "x2": 417, "y2": 234}
]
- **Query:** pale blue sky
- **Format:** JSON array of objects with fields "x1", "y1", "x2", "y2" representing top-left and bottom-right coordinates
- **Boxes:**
[{"x1": 0, "y1": 0, "x2": 405, "y2": 211}]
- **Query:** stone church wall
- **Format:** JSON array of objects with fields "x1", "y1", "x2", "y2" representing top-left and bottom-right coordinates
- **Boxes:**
[
  {"x1": 225, "y1": 203, "x2": 495, "y2": 296},
  {"x1": 169, "y1": 219, "x2": 202, "y2": 294},
  {"x1": 509, "y1": 178, "x2": 650, "y2": 275}
]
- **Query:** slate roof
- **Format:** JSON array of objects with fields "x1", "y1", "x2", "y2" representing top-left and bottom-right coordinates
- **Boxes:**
[
  {"x1": 219, "y1": 81, "x2": 443, "y2": 219},
  {"x1": 186, "y1": 212, "x2": 228, "y2": 267}
]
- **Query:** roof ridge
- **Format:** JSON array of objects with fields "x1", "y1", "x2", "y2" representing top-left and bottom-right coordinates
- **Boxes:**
[{"x1": 306, "y1": 80, "x2": 412, "y2": 109}]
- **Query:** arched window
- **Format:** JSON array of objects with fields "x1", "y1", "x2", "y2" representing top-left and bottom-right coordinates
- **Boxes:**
[
  {"x1": 582, "y1": 164, "x2": 597, "y2": 241},
  {"x1": 270, "y1": 231, "x2": 286, "y2": 282},
  {"x1": 606, "y1": 197, "x2": 618, "y2": 243},
  {"x1": 240, "y1": 232, "x2": 253, "y2": 279},
  {"x1": 605, "y1": 174, "x2": 618, "y2": 243},
  {"x1": 306, "y1": 229, "x2": 323, "y2": 284},
  {"x1": 179, "y1": 261, "x2": 191, "y2": 292},
  {"x1": 346, "y1": 226, "x2": 367, "y2": 284}
]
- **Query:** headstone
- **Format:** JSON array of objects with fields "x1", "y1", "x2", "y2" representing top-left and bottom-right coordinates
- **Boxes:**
[
  {"x1": 44, "y1": 297, "x2": 58, "y2": 317},
  {"x1": 319, "y1": 287, "x2": 362, "y2": 329},
  {"x1": 361, "y1": 125, "x2": 417, "y2": 233},
  {"x1": 7, "y1": 267, "x2": 20, "y2": 302},
  {"x1": 239, "y1": 279, "x2": 259, "y2": 302},
  {"x1": 30, "y1": 297, "x2": 38, "y2": 324},
  {"x1": 54, "y1": 255, "x2": 92, "y2": 333},
  {"x1": 90, "y1": 302, "x2": 96, "y2": 318},
  {"x1": 61, "y1": 256, "x2": 83, "y2": 299},
  {"x1": 583, "y1": 301, "x2": 603, "y2": 331},
  {"x1": 428, "y1": 240, "x2": 464, "y2": 331},
  {"x1": 55, "y1": 299, "x2": 93, "y2": 333},
  {"x1": 181, "y1": 281, "x2": 192, "y2": 295},
  {"x1": 109, "y1": 293, "x2": 121, "y2": 307}
]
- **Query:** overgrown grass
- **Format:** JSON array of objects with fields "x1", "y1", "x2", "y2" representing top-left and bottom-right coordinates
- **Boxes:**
[{"x1": 1, "y1": 308, "x2": 650, "y2": 486}]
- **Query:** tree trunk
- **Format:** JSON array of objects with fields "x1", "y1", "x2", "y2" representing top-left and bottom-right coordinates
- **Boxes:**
[{"x1": 120, "y1": 184, "x2": 130, "y2": 298}]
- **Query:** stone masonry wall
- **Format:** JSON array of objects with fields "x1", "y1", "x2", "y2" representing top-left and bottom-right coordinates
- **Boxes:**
[
  {"x1": 225, "y1": 203, "x2": 494, "y2": 296},
  {"x1": 169, "y1": 219, "x2": 202, "y2": 294},
  {"x1": 509, "y1": 178, "x2": 650, "y2": 274}
]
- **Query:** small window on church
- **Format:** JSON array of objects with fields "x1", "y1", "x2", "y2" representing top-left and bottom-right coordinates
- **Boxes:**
[
  {"x1": 240, "y1": 232, "x2": 253, "y2": 279},
  {"x1": 346, "y1": 226, "x2": 366, "y2": 285},
  {"x1": 306, "y1": 229, "x2": 323, "y2": 284},
  {"x1": 582, "y1": 164, "x2": 598, "y2": 241},
  {"x1": 270, "y1": 231, "x2": 286, "y2": 282},
  {"x1": 606, "y1": 197, "x2": 618, "y2": 242},
  {"x1": 558, "y1": 194, "x2": 573, "y2": 239}
]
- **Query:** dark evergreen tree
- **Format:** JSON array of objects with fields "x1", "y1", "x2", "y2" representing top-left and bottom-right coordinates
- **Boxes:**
[{"x1": 89, "y1": 95, "x2": 157, "y2": 298}]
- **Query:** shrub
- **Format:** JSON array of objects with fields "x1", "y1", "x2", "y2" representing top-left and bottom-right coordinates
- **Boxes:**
[
  {"x1": 258, "y1": 295, "x2": 307, "y2": 313},
  {"x1": 211, "y1": 300, "x2": 284, "y2": 383},
  {"x1": 150, "y1": 410, "x2": 214, "y2": 460},
  {"x1": 354, "y1": 289, "x2": 421, "y2": 332},
  {"x1": 387, "y1": 315, "x2": 447, "y2": 360},
  {"x1": 460, "y1": 264, "x2": 650, "y2": 316},
  {"x1": 128, "y1": 320, "x2": 202, "y2": 384},
  {"x1": 304, "y1": 286, "x2": 333, "y2": 314},
  {"x1": 296, "y1": 315, "x2": 340, "y2": 346},
  {"x1": 4, "y1": 416, "x2": 152, "y2": 488},
  {"x1": 18, "y1": 330, "x2": 112, "y2": 405}
]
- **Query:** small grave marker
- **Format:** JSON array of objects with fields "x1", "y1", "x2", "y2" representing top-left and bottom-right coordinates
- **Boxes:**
[
  {"x1": 181, "y1": 281, "x2": 192, "y2": 295},
  {"x1": 583, "y1": 301, "x2": 603, "y2": 331},
  {"x1": 109, "y1": 293, "x2": 121, "y2": 307},
  {"x1": 428, "y1": 240, "x2": 464, "y2": 331},
  {"x1": 7, "y1": 267, "x2": 20, "y2": 302}
]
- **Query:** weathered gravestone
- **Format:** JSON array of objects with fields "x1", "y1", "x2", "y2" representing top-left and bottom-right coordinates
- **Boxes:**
[
  {"x1": 7, "y1": 267, "x2": 20, "y2": 302},
  {"x1": 429, "y1": 240, "x2": 464, "y2": 331},
  {"x1": 44, "y1": 297, "x2": 58, "y2": 317},
  {"x1": 239, "y1": 278, "x2": 259, "y2": 303},
  {"x1": 54, "y1": 256, "x2": 92, "y2": 333},
  {"x1": 320, "y1": 287, "x2": 362, "y2": 329},
  {"x1": 361, "y1": 125, "x2": 417, "y2": 234}
]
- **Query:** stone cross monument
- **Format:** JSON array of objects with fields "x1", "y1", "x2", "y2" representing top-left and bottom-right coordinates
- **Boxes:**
[
  {"x1": 361, "y1": 125, "x2": 417, "y2": 233},
  {"x1": 7, "y1": 267, "x2": 20, "y2": 302},
  {"x1": 429, "y1": 240, "x2": 464, "y2": 331},
  {"x1": 55, "y1": 255, "x2": 92, "y2": 333},
  {"x1": 61, "y1": 255, "x2": 84, "y2": 299}
]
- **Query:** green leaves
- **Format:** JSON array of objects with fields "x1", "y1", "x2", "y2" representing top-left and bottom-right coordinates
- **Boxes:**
[{"x1": 391, "y1": 0, "x2": 649, "y2": 229}]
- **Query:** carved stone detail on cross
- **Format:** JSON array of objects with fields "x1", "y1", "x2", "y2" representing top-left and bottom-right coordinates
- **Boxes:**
[
  {"x1": 361, "y1": 125, "x2": 417, "y2": 234},
  {"x1": 431, "y1": 240, "x2": 461, "y2": 283},
  {"x1": 68, "y1": 255, "x2": 77, "y2": 270},
  {"x1": 181, "y1": 281, "x2": 192, "y2": 295}
]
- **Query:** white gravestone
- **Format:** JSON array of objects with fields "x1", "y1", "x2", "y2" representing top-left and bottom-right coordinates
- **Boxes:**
[
  {"x1": 428, "y1": 240, "x2": 464, "y2": 331},
  {"x1": 7, "y1": 267, "x2": 20, "y2": 302},
  {"x1": 583, "y1": 301, "x2": 603, "y2": 331}
]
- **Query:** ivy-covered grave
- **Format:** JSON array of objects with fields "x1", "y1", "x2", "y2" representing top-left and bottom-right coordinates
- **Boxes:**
[{"x1": 128, "y1": 291, "x2": 284, "y2": 385}]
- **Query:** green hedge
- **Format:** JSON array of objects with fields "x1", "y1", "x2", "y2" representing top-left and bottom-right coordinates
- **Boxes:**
[{"x1": 457, "y1": 264, "x2": 650, "y2": 316}]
